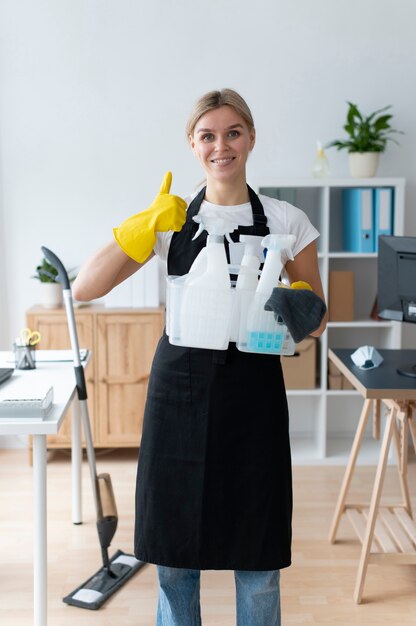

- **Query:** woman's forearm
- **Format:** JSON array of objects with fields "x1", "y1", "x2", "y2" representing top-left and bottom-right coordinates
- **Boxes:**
[
  {"x1": 285, "y1": 240, "x2": 328, "y2": 337},
  {"x1": 72, "y1": 240, "x2": 152, "y2": 301}
]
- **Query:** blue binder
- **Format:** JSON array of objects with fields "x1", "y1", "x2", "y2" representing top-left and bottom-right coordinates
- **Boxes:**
[
  {"x1": 342, "y1": 188, "x2": 374, "y2": 252},
  {"x1": 374, "y1": 187, "x2": 394, "y2": 252}
]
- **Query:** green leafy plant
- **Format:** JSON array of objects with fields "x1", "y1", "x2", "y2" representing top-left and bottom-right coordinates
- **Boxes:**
[
  {"x1": 326, "y1": 102, "x2": 403, "y2": 153},
  {"x1": 32, "y1": 258, "x2": 77, "y2": 283}
]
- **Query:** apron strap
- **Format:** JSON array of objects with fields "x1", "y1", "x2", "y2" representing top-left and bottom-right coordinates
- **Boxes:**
[
  {"x1": 238, "y1": 185, "x2": 269, "y2": 236},
  {"x1": 185, "y1": 185, "x2": 207, "y2": 223},
  {"x1": 170, "y1": 184, "x2": 269, "y2": 271},
  {"x1": 224, "y1": 185, "x2": 269, "y2": 270}
]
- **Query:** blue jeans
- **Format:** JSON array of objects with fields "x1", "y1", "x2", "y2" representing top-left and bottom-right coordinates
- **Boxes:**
[{"x1": 156, "y1": 566, "x2": 281, "y2": 626}]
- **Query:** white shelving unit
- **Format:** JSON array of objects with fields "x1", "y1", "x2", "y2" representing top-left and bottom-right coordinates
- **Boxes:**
[{"x1": 251, "y1": 177, "x2": 406, "y2": 464}]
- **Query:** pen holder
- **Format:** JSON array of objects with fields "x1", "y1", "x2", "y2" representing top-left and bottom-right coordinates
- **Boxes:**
[{"x1": 14, "y1": 342, "x2": 37, "y2": 370}]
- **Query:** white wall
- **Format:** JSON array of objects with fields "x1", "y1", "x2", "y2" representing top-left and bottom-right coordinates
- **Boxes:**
[{"x1": 1, "y1": 0, "x2": 416, "y2": 348}]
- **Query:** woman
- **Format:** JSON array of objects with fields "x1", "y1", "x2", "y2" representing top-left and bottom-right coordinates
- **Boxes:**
[{"x1": 73, "y1": 88, "x2": 327, "y2": 626}]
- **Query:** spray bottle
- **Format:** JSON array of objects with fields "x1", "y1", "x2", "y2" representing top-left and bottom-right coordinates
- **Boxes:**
[
  {"x1": 183, "y1": 215, "x2": 237, "y2": 288},
  {"x1": 312, "y1": 140, "x2": 330, "y2": 178},
  {"x1": 256, "y1": 234, "x2": 296, "y2": 294},
  {"x1": 173, "y1": 215, "x2": 238, "y2": 349},
  {"x1": 235, "y1": 235, "x2": 264, "y2": 291},
  {"x1": 238, "y1": 234, "x2": 297, "y2": 354}
]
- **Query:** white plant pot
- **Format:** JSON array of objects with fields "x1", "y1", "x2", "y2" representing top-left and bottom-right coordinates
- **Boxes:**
[
  {"x1": 40, "y1": 282, "x2": 63, "y2": 308},
  {"x1": 349, "y1": 152, "x2": 380, "y2": 178}
]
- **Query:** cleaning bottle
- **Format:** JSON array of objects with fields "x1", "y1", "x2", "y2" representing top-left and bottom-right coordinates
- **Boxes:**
[
  {"x1": 312, "y1": 140, "x2": 330, "y2": 178},
  {"x1": 256, "y1": 234, "x2": 296, "y2": 295},
  {"x1": 239, "y1": 234, "x2": 296, "y2": 354},
  {"x1": 231, "y1": 234, "x2": 264, "y2": 343},
  {"x1": 235, "y1": 234, "x2": 264, "y2": 291},
  {"x1": 183, "y1": 215, "x2": 236, "y2": 288},
  {"x1": 172, "y1": 215, "x2": 238, "y2": 350}
]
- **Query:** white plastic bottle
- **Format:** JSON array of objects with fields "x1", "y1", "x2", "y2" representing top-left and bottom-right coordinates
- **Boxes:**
[
  {"x1": 176, "y1": 215, "x2": 238, "y2": 350},
  {"x1": 256, "y1": 234, "x2": 296, "y2": 295},
  {"x1": 235, "y1": 235, "x2": 264, "y2": 291},
  {"x1": 312, "y1": 140, "x2": 330, "y2": 178},
  {"x1": 239, "y1": 234, "x2": 296, "y2": 354},
  {"x1": 232, "y1": 235, "x2": 263, "y2": 342},
  {"x1": 186, "y1": 234, "x2": 230, "y2": 289}
]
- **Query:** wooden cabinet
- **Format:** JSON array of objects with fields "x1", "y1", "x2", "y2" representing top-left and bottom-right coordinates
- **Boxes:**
[
  {"x1": 26, "y1": 305, "x2": 164, "y2": 449},
  {"x1": 96, "y1": 312, "x2": 163, "y2": 446}
]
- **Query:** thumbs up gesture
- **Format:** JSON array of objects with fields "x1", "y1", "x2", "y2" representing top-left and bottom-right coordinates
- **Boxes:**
[{"x1": 113, "y1": 172, "x2": 187, "y2": 263}]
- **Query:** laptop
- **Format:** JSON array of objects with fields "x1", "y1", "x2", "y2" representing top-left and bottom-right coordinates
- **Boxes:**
[{"x1": 0, "y1": 368, "x2": 14, "y2": 386}]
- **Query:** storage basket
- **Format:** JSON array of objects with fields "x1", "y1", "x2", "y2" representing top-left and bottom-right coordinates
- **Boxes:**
[{"x1": 167, "y1": 276, "x2": 295, "y2": 355}]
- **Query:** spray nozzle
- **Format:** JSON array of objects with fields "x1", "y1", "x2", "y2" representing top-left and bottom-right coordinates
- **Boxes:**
[
  {"x1": 192, "y1": 215, "x2": 238, "y2": 243},
  {"x1": 239, "y1": 234, "x2": 265, "y2": 262},
  {"x1": 261, "y1": 234, "x2": 296, "y2": 262}
]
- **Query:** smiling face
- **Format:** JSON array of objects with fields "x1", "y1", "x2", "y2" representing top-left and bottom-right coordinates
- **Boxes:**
[{"x1": 189, "y1": 105, "x2": 255, "y2": 187}]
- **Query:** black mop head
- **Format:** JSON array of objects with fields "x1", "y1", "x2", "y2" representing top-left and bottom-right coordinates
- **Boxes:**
[{"x1": 63, "y1": 550, "x2": 146, "y2": 610}]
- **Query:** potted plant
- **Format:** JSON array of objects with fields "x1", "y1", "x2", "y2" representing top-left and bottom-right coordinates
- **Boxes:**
[
  {"x1": 326, "y1": 102, "x2": 403, "y2": 177},
  {"x1": 32, "y1": 258, "x2": 76, "y2": 308}
]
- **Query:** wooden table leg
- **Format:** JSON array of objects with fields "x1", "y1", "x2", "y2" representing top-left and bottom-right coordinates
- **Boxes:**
[
  {"x1": 373, "y1": 399, "x2": 381, "y2": 440},
  {"x1": 329, "y1": 398, "x2": 372, "y2": 544},
  {"x1": 353, "y1": 403, "x2": 397, "y2": 604},
  {"x1": 391, "y1": 409, "x2": 412, "y2": 516},
  {"x1": 409, "y1": 408, "x2": 416, "y2": 461}
]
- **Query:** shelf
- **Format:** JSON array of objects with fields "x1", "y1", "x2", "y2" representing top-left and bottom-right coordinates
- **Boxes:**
[
  {"x1": 290, "y1": 435, "x2": 396, "y2": 466},
  {"x1": 326, "y1": 389, "x2": 360, "y2": 397},
  {"x1": 290, "y1": 437, "x2": 325, "y2": 464},
  {"x1": 253, "y1": 177, "x2": 405, "y2": 463},
  {"x1": 327, "y1": 320, "x2": 394, "y2": 328},
  {"x1": 325, "y1": 436, "x2": 395, "y2": 466},
  {"x1": 286, "y1": 388, "x2": 322, "y2": 396},
  {"x1": 328, "y1": 252, "x2": 378, "y2": 259},
  {"x1": 252, "y1": 176, "x2": 405, "y2": 189}
]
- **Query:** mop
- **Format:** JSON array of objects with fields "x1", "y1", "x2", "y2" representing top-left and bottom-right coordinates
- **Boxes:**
[{"x1": 41, "y1": 247, "x2": 146, "y2": 610}]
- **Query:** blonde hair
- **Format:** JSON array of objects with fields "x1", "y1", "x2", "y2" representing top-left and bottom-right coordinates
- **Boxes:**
[{"x1": 186, "y1": 88, "x2": 255, "y2": 138}]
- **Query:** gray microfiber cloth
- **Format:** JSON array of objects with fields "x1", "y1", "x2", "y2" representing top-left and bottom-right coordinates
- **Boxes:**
[{"x1": 264, "y1": 288, "x2": 327, "y2": 343}]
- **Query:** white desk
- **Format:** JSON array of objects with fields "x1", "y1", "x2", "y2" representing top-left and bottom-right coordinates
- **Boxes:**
[{"x1": 0, "y1": 352, "x2": 85, "y2": 626}]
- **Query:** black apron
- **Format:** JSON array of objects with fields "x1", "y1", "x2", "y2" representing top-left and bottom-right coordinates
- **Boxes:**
[{"x1": 134, "y1": 186, "x2": 292, "y2": 571}]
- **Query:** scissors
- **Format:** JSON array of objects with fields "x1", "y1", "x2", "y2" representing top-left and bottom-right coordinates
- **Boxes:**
[{"x1": 19, "y1": 328, "x2": 41, "y2": 347}]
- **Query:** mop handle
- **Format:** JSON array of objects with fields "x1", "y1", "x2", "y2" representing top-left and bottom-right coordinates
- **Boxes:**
[
  {"x1": 41, "y1": 247, "x2": 102, "y2": 517},
  {"x1": 62, "y1": 290, "x2": 100, "y2": 486}
]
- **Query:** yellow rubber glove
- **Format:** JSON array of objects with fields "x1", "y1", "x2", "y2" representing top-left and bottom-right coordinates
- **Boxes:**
[
  {"x1": 291, "y1": 280, "x2": 313, "y2": 291},
  {"x1": 113, "y1": 171, "x2": 187, "y2": 263},
  {"x1": 276, "y1": 280, "x2": 312, "y2": 290}
]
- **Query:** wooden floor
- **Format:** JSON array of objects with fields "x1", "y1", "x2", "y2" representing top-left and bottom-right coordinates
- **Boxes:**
[{"x1": 1, "y1": 448, "x2": 416, "y2": 625}]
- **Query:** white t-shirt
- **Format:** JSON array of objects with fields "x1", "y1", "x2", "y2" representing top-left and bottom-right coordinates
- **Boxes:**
[{"x1": 154, "y1": 193, "x2": 319, "y2": 266}]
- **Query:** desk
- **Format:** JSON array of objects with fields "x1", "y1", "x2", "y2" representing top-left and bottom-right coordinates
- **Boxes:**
[
  {"x1": 0, "y1": 353, "x2": 84, "y2": 626},
  {"x1": 328, "y1": 348, "x2": 416, "y2": 604}
]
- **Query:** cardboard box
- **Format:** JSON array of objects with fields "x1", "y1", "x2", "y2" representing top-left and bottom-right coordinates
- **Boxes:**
[
  {"x1": 342, "y1": 376, "x2": 355, "y2": 390},
  {"x1": 328, "y1": 359, "x2": 355, "y2": 389},
  {"x1": 328, "y1": 360, "x2": 340, "y2": 375},
  {"x1": 328, "y1": 373, "x2": 342, "y2": 389},
  {"x1": 328, "y1": 271, "x2": 354, "y2": 321},
  {"x1": 281, "y1": 338, "x2": 316, "y2": 389}
]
